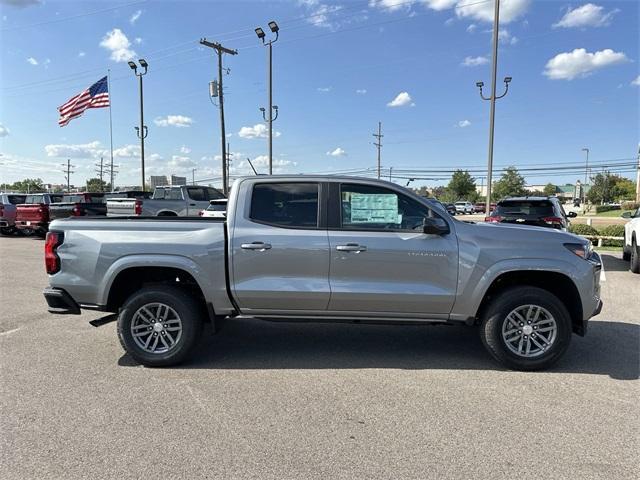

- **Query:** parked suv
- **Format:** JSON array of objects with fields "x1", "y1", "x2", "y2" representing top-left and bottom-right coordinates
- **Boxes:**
[
  {"x1": 0, "y1": 193, "x2": 27, "y2": 235},
  {"x1": 485, "y1": 196, "x2": 576, "y2": 231},
  {"x1": 454, "y1": 201, "x2": 474, "y2": 215}
]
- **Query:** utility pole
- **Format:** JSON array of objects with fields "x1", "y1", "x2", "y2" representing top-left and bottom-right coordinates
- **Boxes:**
[
  {"x1": 582, "y1": 148, "x2": 589, "y2": 204},
  {"x1": 636, "y1": 145, "x2": 640, "y2": 203},
  {"x1": 61, "y1": 159, "x2": 75, "y2": 192},
  {"x1": 226, "y1": 142, "x2": 233, "y2": 192},
  {"x1": 200, "y1": 38, "x2": 237, "y2": 195},
  {"x1": 95, "y1": 157, "x2": 105, "y2": 192},
  {"x1": 475, "y1": 0, "x2": 512, "y2": 215},
  {"x1": 373, "y1": 121, "x2": 383, "y2": 179}
]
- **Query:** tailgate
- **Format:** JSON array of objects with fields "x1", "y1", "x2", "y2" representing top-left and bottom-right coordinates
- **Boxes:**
[
  {"x1": 17, "y1": 204, "x2": 47, "y2": 222},
  {"x1": 49, "y1": 204, "x2": 75, "y2": 220},
  {"x1": 107, "y1": 198, "x2": 137, "y2": 217}
]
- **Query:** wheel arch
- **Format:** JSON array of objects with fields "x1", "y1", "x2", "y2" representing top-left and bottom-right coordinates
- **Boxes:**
[{"x1": 475, "y1": 270, "x2": 584, "y2": 335}]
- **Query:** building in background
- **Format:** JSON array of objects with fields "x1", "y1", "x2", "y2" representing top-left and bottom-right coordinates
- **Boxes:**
[
  {"x1": 170, "y1": 175, "x2": 187, "y2": 186},
  {"x1": 150, "y1": 175, "x2": 168, "y2": 188}
]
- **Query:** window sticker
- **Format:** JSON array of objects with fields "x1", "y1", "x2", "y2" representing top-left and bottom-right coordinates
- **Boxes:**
[{"x1": 350, "y1": 193, "x2": 399, "y2": 223}]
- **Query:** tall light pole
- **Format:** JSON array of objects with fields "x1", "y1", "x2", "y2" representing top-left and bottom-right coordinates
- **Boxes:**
[
  {"x1": 582, "y1": 147, "x2": 589, "y2": 204},
  {"x1": 128, "y1": 59, "x2": 148, "y2": 190},
  {"x1": 255, "y1": 21, "x2": 279, "y2": 175},
  {"x1": 475, "y1": 0, "x2": 511, "y2": 215}
]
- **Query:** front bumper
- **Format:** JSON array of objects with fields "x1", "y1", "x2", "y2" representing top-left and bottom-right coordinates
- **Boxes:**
[{"x1": 43, "y1": 287, "x2": 81, "y2": 315}]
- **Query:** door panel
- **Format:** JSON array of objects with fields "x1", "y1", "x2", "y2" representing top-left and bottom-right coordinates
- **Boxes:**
[
  {"x1": 327, "y1": 183, "x2": 458, "y2": 315},
  {"x1": 230, "y1": 182, "x2": 331, "y2": 312}
]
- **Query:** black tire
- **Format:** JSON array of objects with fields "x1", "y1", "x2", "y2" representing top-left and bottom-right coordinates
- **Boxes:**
[
  {"x1": 117, "y1": 285, "x2": 203, "y2": 367},
  {"x1": 480, "y1": 286, "x2": 572, "y2": 371},
  {"x1": 631, "y1": 238, "x2": 640, "y2": 274},
  {"x1": 18, "y1": 228, "x2": 34, "y2": 237},
  {"x1": 622, "y1": 244, "x2": 631, "y2": 261},
  {"x1": 0, "y1": 227, "x2": 14, "y2": 236}
]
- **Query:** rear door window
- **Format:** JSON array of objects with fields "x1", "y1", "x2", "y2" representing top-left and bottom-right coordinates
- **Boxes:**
[
  {"x1": 7, "y1": 195, "x2": 26, "y2": 204},
  {"x1": 250, "y1": 183, "x2": 319, "y2": 228}
]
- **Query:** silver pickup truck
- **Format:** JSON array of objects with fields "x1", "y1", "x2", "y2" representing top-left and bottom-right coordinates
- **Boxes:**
[
  {"x1": 107, "y1": 185, "x2": 225, "y2": 217},
  {"x1": 43, "y1": 176, "x2": 603, "y2": 371}
]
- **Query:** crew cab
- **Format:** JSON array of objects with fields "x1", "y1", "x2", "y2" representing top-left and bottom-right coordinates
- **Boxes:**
[
  {"x1": 15, "y1": 193, "x2": 64, "y2": 236},
  {"x1": 107, "y1": 185, "x2": 224, "y2": 217},
  {"x1": 0, "y1": 193, "x2": 27, "y2": 235},
  {"x1": 44, "y1": 176, "x2": 603, "y2": 371},
  {"x1": 622, "y1": 207, "x2": 640, "y2": 273}
]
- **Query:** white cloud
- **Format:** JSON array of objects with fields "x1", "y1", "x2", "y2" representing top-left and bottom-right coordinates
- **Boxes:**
[
  {"x1": 0, "y1": 124, "x2": 9, "y2": 137},
  {"x1": 134, "y1": 37, "x2": 142, "y2": 44},
  {"x1": 2, "y1": 0, "x2": 41, "y2": 6},
  {"x1": 99, "y1": 28, "x2": 136, "y2": 62},
  {"x1": 44, "y1": 141, "x2": 106, "y2": 159},
  {"x1": 26, "y1": 57, "x2": 38, "y2": 65},
  {"x1": 368, "y1": 0, "x2": 411, "y2": 12},
  {"x1": 356, "y1": 89, "x2": 367, "y2": 94},
  {"x1": 543, "y1": 48, "x2": 628, "y2": 80},
  {"x1": 498, "y1": 28, "x2": 518, "y2": 45},
  {"x1": 458, "y1": 120, "x2": 471, "y2": 128},
  {"x1": 631, "y1": 76, "x2": 640, "y2": 87},
  {"x1": 154, "y1": 115, "x2": 194, "y2": 127},
  {"x1": 461, "y1": 55, "x2": 488, "y2": 67},
  {"x1": 129, "y1": 9, "x2": 142, "y2": 24},
  {"x1": 78, "y1": 51, "x2": 86, "y2": 58},
  {"x1": 387, "y1": 91, "x2": 414, "y2": 107},
  {"x1": 327, "y1": 147, "x2": 347, "y2": 157},
  {"x1": 238, "y1": 124, "x2": 281, "y2": 139},
  {"x1": 113, "y1": 144, "x2": 141, "y2": 158},
  {"x1": 456, "y1": 0, "x2": 530, "y2": 24},
  {"x1": 423, "y1": 0, "x2": 458, "y2": 11},
  {"x1": 169, "y1": 155, "x2": 196, "y2": 170},
  {"x1": 240, "y1": 155, "x2": 296, "y2": 173},
  {"x1": 317, "y1": 86, "x2": 332, "y2": 92},
  {"x1": 180, "y1": 145, "x2": 191, "y2": 154},
  {"x1": 553, "y1": 4, "x2": 618, "y2": 29},
  {"x1": 466, "y1": 23, "x2": 477, "y2": 33}
]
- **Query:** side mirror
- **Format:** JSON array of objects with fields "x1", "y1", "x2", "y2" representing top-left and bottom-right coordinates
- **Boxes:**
[
  {"x1": 423, "y1": 217, "x2": 450, "y2": 235},
  {"x1": 621, "y1": 212, "x2": 632, "y2": 219},
  {"x1": 567, "y1": 211, "x2": 578, "y2": 218}
]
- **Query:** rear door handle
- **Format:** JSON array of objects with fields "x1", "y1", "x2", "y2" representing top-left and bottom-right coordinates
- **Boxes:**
[
  {"x1": 336, "y1": 243, "x2": 367, "y2": 252},
  {"x1": 241, "y1": 241, "x2": 272, "y2": 251},
  {"x1": 189, "y1": 203, "x2": 196, "y2": 206}
]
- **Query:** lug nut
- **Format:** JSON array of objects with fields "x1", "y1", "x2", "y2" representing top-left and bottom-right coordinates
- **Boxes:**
[
  {"x1": 519, "y1": 322, "x2": 524, "y2": 327},
  {"x1": 527, "y1": 321, "x2": 531, "y2": 324}
]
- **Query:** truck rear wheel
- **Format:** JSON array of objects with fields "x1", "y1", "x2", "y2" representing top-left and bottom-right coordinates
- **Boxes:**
[
  {"x1": 480, "y1": 286, "x2": 572, "y2": 371},
  {"x1": 117, "y1": 286, "x2": 203, "y2": 367}
]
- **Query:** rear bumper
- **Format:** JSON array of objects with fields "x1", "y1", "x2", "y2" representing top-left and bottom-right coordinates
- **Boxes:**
[
  {"x1": 43, "y1": 287, "x2": 81, "y2": 315},
  {"x1": 0, "y1": 219, "x2": 10, "y2": 228},
  {"x1": 16, "y1": 220, "x2": 48, "y2": 231}
]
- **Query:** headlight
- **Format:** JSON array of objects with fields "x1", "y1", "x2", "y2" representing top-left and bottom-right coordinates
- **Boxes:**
[{"x1": 564, "y1": 242, "x2": 592, "y2": 260}]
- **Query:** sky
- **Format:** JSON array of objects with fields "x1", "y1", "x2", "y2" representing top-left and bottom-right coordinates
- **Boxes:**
[{"x1": 0, "y1": 0, "x2": 638, "y2": 190}]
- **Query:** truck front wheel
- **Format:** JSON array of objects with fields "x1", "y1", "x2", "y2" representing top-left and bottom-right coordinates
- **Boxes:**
[
  {"x1": 480, "y1": 286, "x2": 572, "y2": 371},
  {"x1": 117, "y1": 286, "x2": 203, "y2": 367}
]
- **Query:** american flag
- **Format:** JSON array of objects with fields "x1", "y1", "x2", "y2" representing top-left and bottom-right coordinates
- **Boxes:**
[{"x1": 57, "y1": 76, "x2": 110, "y2": 127}]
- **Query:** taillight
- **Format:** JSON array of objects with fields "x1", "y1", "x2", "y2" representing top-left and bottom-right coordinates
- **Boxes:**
[
  {"x1": 485, "y1": 215, "x2": 503, "y2": 222},
  {"x1": 45, "y1": 231, "x2": 64, "y2": 275},
  {"x1": 542, "y1": 216, "x2": 563, "y2": 226},
  {"x1": 72, "y1": 204, "x2": 82, "y2": 216},
  {"x1": 134, "y1": 199, "x2": 143, "y2": 215}
]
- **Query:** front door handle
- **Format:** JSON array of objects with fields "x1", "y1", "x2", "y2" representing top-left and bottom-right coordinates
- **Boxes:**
[
  {"x1": 241, "y1": 241, "x2": 272, "y2": 251},
  {"x1": 336, "y1": 243, "x2": 367, "y2": 253}
]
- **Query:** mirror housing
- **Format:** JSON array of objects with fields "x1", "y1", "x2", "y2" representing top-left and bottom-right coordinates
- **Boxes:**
[
  {"x1": 423, "y1": 217, "x2": 450, "y2": 235},
  {"x1": 567, "y1": 211, "x2": 578, "y2": 218},
  {"x1": 621, "y1": 211, "x2": 632, "y2": 219}
]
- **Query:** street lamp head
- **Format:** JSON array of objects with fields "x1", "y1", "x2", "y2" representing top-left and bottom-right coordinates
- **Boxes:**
[
  {"x1": 138, "y1": 58, "x2": 148, "y2": 68},
  {"x1": 476, "y1": 81, "x2": 484, "y2": 88},
  {"x1": 273, "y1": 105, "x2": 278, "y2": 110},
  {"x1": 268, "y1": 21, "x2": 279, "y2": 33},
  {"x1": 255, "y1": 27, "x2": 266, "y2": 39},
  {"x1": 504, "y1": 76, "x2": 512, "y2": 84},
  {"x1": 128, "y1": 61, "x2": 137, "y2": 71},
  {"x1": 259, "y1": 107, "x2": 266, "y2": 112}
]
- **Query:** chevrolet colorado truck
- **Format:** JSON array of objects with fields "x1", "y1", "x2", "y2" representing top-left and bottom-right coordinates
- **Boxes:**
[{"x1": 43, "y1": 176, "x2": 603, "y2": 370}]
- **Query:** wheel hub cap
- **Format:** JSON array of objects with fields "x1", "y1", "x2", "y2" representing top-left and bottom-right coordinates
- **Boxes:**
[
  {"x1": 501, "y1": 304, "x2": 558, "y2": 358},
  {"x1": 522, "y1": 325, "x2": 533, "y2": 335},
  {"x1": 130, "y1": 303, "x2": 183, "y2": 354}
]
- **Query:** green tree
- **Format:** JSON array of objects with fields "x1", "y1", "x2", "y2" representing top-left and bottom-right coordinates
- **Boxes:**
[
  {"x1": 543, "y1": 183, "x2": 557, "y2": 196},
  {"x1": 493, "y1": 166, "x2": 526, "y2": 200},
  {"x1": 588, "y1": 173, "x2": 636, "y2": 204},
  {"x1": 9, "y1": 178, "x2": 45, "y2": 193},
  {"x1": 447, "y1": 170, "x2": 476, "y2": 201},
  {"x1": 430, "y1": 186, "x2": 447, "y2": 200},
  {"x1": 86, "y1": 177, "x2": 110, "y2": 192}
]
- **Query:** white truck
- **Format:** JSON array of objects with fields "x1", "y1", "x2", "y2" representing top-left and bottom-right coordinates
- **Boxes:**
[
  {"x1": 622, "y1": 207, "x2": 640, "y2": 273},
  {"x1": 107, "y1": 185, "x2": 225, "y2": 217}
]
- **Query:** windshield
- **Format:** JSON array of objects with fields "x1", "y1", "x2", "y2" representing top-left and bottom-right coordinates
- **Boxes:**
[{"x1": 495, "y1": 201, "x2": 554, "y2": 216}]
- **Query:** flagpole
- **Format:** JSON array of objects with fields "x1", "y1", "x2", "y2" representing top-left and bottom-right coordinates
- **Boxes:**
[{"x1": 107, "y1": 69, "x2": 115, "y2": 191}]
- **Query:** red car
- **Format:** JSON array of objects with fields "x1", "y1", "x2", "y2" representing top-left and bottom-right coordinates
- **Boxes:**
[{"x1": 15, "y1": 193, "x2": 64, "y2": 237}]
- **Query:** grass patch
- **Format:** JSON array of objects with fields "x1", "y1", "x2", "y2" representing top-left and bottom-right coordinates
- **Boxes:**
[{"x1": 592, "y1": 209, "x2": 633, "y2": 217}]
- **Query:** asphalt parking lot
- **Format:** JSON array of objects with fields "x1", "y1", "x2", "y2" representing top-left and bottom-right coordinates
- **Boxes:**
[{"x1": 1, "y1": 235, "x2": 638, "y2": 480}]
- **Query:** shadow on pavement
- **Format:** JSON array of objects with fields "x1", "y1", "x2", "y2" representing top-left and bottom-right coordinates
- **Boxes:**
[
  {"x1": 118, "y1": 318, "x2": 639, "y2": 380},
  {"x1": 600, "y1": 253, "x2": 630, "y2": 272}
]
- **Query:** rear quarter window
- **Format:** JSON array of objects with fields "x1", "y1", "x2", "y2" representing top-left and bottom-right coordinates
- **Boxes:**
[{"x1": 250, "y1": 183, "x2": 319, "y2": 228}]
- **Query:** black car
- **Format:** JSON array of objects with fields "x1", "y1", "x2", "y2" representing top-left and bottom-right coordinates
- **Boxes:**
[
  {"x1": 485, "y1": 196, "x2": 577, "y2": 231},
  {"x1": 433, "y1": 200, "x2": 457, "y2": 216}
]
